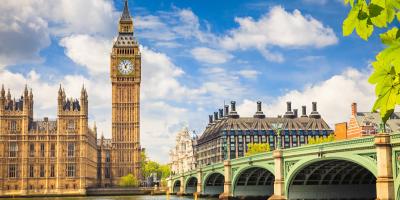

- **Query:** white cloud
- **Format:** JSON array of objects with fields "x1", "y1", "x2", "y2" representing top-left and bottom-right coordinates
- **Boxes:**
[
  {"x1": 0, "y1": 0, "x2": 118, "y2": 68},
  {"x1": 60, "y1": 35, "x2": 111, "y2": 74},
  {"x1": 0, "y1": 1, "x2": 50, "y2": 68},
  {"x1": 191, "y1": 47, "x2": 233, "y2": 64},
  {"x1": 237, "y1": 69, "x2": 260, "y2": 79},
  {"x1": 220, "y1": 6, "x2": 338, "y2": 62},
  {"x1": 237, "y1": 68, "x2": 374, "y2": 126}
]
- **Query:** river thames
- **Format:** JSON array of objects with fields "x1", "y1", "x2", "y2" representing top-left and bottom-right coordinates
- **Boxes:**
[{"x1": 4, "y1": 196, "x2": 218, "y2": 200}]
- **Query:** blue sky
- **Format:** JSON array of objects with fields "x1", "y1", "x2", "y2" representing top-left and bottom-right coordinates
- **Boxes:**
[{"x1": 0, "y1": 0, "x2": 383, "y2": 162}]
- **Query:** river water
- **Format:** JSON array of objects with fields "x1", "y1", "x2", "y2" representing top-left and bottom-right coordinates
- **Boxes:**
[{"x1": 5, "y1": 196, "x2": 218, "y2": 200}]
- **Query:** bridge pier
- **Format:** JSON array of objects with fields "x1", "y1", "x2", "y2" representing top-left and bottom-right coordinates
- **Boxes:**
[
  {"x1": 269, "y1": 149, "x2": 287, "y2": 200},
  {"x1": 196, "y1": 169, "x2": 202, "y2": 195},
  {"x1": 375, "y1": 133, "x2": 394, "y2": 200},
  {"x1": 177, "y1": 176, "x2": 185, "y2": 196},
  {"x1": 219, "y1": 160, "x2": 234, "y2": 200}
]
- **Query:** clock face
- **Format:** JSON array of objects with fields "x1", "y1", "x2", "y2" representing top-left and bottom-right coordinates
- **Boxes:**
[{"x1": 118, "y1": 59, "x2": 134, "y2": 75}]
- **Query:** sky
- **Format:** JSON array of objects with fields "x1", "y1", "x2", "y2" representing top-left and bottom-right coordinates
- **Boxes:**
[{"x1": 0, "y1": 0, "x2": 384, "y2": 163}]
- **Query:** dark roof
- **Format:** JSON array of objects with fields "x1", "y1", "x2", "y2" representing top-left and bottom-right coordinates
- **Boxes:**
[
  {"x1": 355, "y1": 112, "x2": 400, "y2": 132},
  {"x1": 197, "y1": 116, "x2": 331, "y2": 145},
  {"x1": 120, "y1": 0, "x2": 132, "y2": 21}
]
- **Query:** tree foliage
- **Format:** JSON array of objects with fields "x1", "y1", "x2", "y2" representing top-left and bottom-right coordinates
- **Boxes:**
[
  {"x1": 119, "y1": 174, "x2": 139, "y2": 187},
  {"x1": 307, "y1": 134, "x2": 335, "y2": 145},
  {"x1": 343, "y1": 0, "x2": 400, "y2": 124},
  {"x1": 245, "y1": 143, "x2": 271, "y2": 156},
  {"x1": 141, "y1": 151, "x2": 171, "y2": 186}
]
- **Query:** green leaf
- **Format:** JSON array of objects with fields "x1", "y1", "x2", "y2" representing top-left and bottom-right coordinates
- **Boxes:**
[
  {"x1": 343, "y1": 5, "x2": 360, "y2": 36},
  {"x1": 380, "y1": 27, "x2": 400, "y2": 45},
  {"x1": 358, "y1": 10, "x2": 369, "y2": 20},
  {"x1": 344, "y1": 0, "x2": 355, "y2": 7},
  {"x1": 368, "y1": 3, "x2": 384, "y2": 18},
  {"x1": 355, "y1": 18, "x2": 374, "y2": 40},
  {"x1": 369, "y1": 2, "x2": 387, "y2": 27}
]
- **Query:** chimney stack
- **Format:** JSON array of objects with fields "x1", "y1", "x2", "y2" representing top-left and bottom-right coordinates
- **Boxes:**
[
  {"x1": 229, "y1": 101, "x2": 239, "y2": 118},
  {"x1": 224, "y1": 105, "x2": 229, "y2": 117},
  {"x1": 294, "y1": 109, "x2": 298, "y2": 118},
  {"x1": 309, "y1": 102, "x2": 321, "y2": 119},
  {"x1": 287, "y1": 101, "x2": 292, "y2": 112},
  {"x1": 284, "y1": 101, "x2": 295, "y2": 118},
  {"x1": 214, "y1": 112, "x2": 219, "y2": 121},
  {"x1": 301, "y1": 106, "x2": 307, "y2": 117},
  {"x1": 351, "y1": 102, "x2": 357, "y2": 116},
  {"x1": 253, "y1": 101, "x2": 265, "y2": 118},
  {"x1": 219, "y1": 109, "x2": 223, "y2": 119},
  {"x1": 209, "y1": 115, "x2": 213, "y2": 124}
]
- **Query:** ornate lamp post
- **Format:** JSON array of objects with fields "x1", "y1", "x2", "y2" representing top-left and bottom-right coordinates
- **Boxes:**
[{"x1": 271, "y1": 122, "x2": 283, "y2": 150}]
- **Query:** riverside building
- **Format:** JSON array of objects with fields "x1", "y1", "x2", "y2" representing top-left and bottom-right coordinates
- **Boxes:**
[
  {"x1": 169, "y1": 127, "x2": 197, "y2": 175},
  {"x1": 196, "y1": 101, "x2": 332, "y2": 167}
]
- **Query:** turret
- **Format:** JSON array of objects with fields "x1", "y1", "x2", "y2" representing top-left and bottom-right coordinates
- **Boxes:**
[
  {"x1": 80, "y1": 85, "x2": 88, "y2": 115},
  {"x1": 0, "y1": 85, "x2": 4, "y2": 113}
]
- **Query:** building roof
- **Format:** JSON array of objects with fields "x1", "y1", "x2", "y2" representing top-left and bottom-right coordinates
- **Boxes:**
[
  {"x1": 355, "y1": 112, "x2": 400, "y2": 132},
  {"x1": 197, "y1": 101, "x2": 331, "y2": 145}
]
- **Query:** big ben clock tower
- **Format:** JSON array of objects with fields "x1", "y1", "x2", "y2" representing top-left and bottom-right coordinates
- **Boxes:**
[{"x1": 110, "y1": 0, "x2": 141, "y2": 181}]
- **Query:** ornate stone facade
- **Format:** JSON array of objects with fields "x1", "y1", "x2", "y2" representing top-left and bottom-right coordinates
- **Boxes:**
[
  {"x1": 110, "y1": 0, "x2": 142, "y2": 181},
  {"x1": 169, "y1": 128, "x2": 197, "y2": 175},
  {"x1": 0, "y1": 85, "x2": 98, "y2": 196}
]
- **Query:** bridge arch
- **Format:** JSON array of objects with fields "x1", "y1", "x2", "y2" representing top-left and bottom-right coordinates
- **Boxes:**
[
  {"x1": 203, "y1": 172, "x2": 224, "y2": 196},
  {"x1": 172, "y1": 179, "x2": 181, "y2": 193},
  {"x1": 185, "y1": 176, "x2": 197, "y2": 194},
  {"x1": 232, "y1": 165, "x2": 275, "y2": 198},
  {"x1": 285, "y1": 156, "x2": 377, "y2": 199}
]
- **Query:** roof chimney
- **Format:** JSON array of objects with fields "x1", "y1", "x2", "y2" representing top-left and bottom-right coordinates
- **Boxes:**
[
  {"x1": 283, "y1": 101, "x2": 295, "y2": 118},
  {"x1": 309, "y1": 102, "x2": 321, "y2": 119},
  {"x1": 224, "y1": 105, "x2": 229, "y2": 117},
  {"x1": 229, "y1": 101, "x2": 239, "y2": 118},
  {"x1": 351, "y1": 102, "x2": 357, "y2": 116},
  {"x1": 219, "y1": 109, "x2": 223, "y2": 119},
  {"x1": 293, "y1": 109, "x2": 298, "y2": 118},
  {"x1": 301, "y1": 106, "x2": 307, "y2": 117},
  {"x1": 214, "y1": 112, "x2": 219, "y2": 121},
  {"x1": 253, "y1": 101, "x2": 265, "y2": 118},
  {"x1": 209, "y1": 115, "x2": 213, "y2": 124}
]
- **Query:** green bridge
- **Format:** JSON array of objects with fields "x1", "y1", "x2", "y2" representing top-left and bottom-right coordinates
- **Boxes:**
[{"x1": 167, "y1": 133, "x2": 400, "y2": 200}]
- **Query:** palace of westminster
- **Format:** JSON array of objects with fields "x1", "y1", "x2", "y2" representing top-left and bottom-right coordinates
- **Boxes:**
[{"x1": 0, "y1": 1, "x2": 141, "y2": 196}]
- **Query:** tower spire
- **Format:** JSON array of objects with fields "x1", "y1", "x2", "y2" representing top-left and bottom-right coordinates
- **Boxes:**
[{"x1": 121, "y1": 0, "x2": 132, "y2": 21}]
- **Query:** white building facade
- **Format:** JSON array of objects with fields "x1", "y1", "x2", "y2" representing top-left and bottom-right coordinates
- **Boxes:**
[{"x1": 169, "y1": 128, "x2": 197, "y2": 175}]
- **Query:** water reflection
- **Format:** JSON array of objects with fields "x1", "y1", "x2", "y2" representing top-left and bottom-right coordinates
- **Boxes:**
[{"x1": 6, "y1": 195, "x2": 218, "y2": 200}]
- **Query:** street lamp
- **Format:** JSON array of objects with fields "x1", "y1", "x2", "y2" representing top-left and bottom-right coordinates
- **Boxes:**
[{"x1": 271, "y1": 122, "x2": 284, "y2": 150}]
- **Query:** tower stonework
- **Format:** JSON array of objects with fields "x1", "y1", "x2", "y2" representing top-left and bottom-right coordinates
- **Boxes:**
[{"x1": 110, "y1": 0, "x2": 141, "y2": 182}]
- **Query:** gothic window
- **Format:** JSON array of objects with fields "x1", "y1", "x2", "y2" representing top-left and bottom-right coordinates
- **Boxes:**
[
  {"x1": 8, "y1": 164, "x2": 17, "y2": 178},
  {"x1": 29, "y1": 143, "x2": 35, "y2": 157},
  {"x1": 50, "y1": 144, "x2": 55, "y2": 157},
  {"x1": 40, "y1": 164, "x2": 45, "y2": 177},
  {"x1": 66, "y1": 163, "x2": 75, "y2": 177},
  {"x1": 67, "y1": 120, "x2": 75, "y2": 130},
  {"x1": 40, "y1": 143, "x2": 45, "y2": 157},
  {"x1": 29, "y1": 165, "x2": 34, "y2": 177},
  {"x1": 292, "y1": 136, "x2": 298, "y2": 147},
  {"x1": 50, "y1": 164, "x2": 55, "y2": 177},
  {"x1": 67, "y1": 143, "x2": 75, "y2": 157},
  {"x1": 9, "y1": 142, "x2": 18, "y2": 157},
  {"x1": 105, "y1": 167, "x2": 110, "y2": 178},
  {"x1": 300, "y1": 135, "x2": 305, "y2": 144},
  {"x1": 10, "y1": 120, "x2": 17, "y2": 131},
  {"x1": 261, "y1": 135, "x2": 267, "y2": 143}
]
